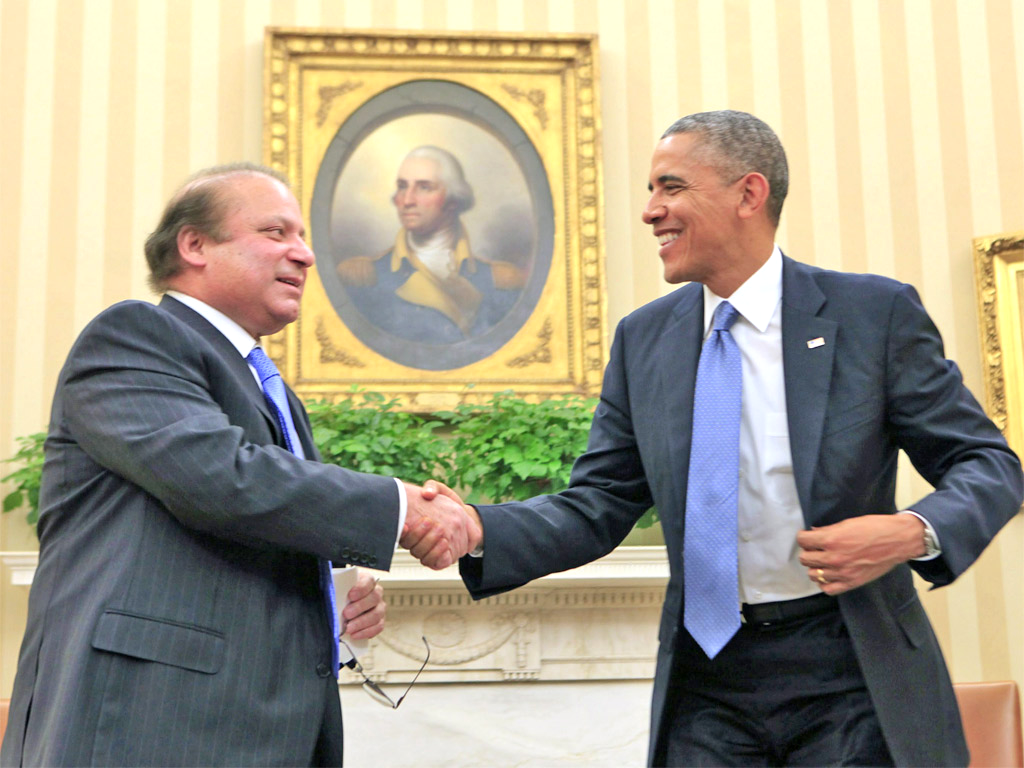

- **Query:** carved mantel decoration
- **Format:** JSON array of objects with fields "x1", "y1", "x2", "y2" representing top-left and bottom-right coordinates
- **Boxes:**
[
  {"x1": 973, "y1": 231, "x2": 1024, "y2": 457},
  {"x1": 341, "y1": 548, "x2": 668, "y2": 686},
  {"x1": 3, "y1": 548, "x2": 670, "y2": 686}
]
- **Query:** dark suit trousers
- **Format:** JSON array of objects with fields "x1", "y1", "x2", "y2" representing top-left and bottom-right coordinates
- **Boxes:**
[
  {"x1": 311, "y1": 679, "x2": 345, "y2": 767},
  {"x1": 662, "y1": 604, "x2": 894, "y2": 767}
]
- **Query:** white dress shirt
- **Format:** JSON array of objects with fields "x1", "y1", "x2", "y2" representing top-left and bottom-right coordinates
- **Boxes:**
[
  {"x1": 699, "y1": 248, "x2": 819, "y2": 604},
  {"x1": 699, "y1": 248, "x2": 938, "y2": 605},
  {"x1": 166, "y1": 290, "x2": 407, "y2": 540}
]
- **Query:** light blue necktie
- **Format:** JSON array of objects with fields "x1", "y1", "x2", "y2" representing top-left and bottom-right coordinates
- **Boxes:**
[
  {"x1": 684, "y1": 300, "x2": 742, "y2": 659},
  {"x1": 247, "y1": 346, "x2": 340, "y2": 677}
]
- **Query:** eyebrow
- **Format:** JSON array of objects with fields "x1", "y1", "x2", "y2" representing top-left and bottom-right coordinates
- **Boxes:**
[{"x1": 396, "y1": 177, "x2": 440, "y2": 186}]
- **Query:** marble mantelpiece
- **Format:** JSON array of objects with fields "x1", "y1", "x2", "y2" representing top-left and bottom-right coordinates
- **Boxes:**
[
  {"x1": 351, "y1": 547, "x2": 668, "y2": 687},
  {"x1": 5, "y1": 546, "x2": 669, "y2": 685}
]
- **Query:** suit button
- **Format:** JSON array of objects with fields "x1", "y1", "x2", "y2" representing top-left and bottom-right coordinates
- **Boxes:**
[
  {"x1": 316, "y1": 662, "x2": 331, "y2": 678},
  {"x1": 369, "y1": 557, "x2": 377, "y2": 567},
  {"x1": 342, "y1": 549, "x2": 351, "y2": 559}
]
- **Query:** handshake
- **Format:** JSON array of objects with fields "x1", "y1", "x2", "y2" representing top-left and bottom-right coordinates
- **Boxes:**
[{"x1": 400, "y1": 480, "x2": 483, "y2": 570}]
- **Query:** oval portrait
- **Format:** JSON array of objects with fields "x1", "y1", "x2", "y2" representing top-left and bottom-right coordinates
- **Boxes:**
[{"x1": 311, "y1": 80, "x2": 555, "y2": 371}]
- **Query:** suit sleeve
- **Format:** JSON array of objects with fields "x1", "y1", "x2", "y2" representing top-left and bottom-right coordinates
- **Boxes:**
[
  {"x1": 885, "y1": 285, "x2": 1023, "y2": 585},
  {"x1": 461, "y1": 320, "x2": 654, "y2": 598},
  {"x1": 56, "y1": 301, "x2": 400, "y2": 568}
]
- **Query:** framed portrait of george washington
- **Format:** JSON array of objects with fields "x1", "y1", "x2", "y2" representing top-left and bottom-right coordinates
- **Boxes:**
[
  {"x1": 973, "y1": 231, "x2": 1024, "y2": 459},
  {"x1": 263, "y1": 29, "x2": 607, "y2": 409}
]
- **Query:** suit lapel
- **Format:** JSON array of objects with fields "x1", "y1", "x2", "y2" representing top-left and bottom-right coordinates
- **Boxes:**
[
  {"x1": 658, "y1": 286, "x2": 704, "y2": 517},
  {"x1": 288, "y1": 390, "x2": 318, "y2": 459},
  {"x1": 780, "y1": 257, "x2": 837, "y2": 525},
  {"x1": 158, "y1": 295, "x2": 282, "y2": 442}
]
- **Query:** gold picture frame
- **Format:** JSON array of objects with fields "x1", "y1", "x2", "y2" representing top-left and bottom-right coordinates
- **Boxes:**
[
  {"x1": 973, "y1": 230, "x2": 1024, "y2": 457},
  {"x1": 263, "y1": 29, "x2": 607, "y2": 409}
]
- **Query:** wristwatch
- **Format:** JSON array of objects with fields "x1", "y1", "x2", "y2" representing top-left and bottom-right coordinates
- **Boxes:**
[{"x1": 922, "y1": 525, "x2": 941, "y2": 557}]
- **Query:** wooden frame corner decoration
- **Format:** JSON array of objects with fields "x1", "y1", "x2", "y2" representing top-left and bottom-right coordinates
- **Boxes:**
[
  {"x1": 264, "y1": 29, "x2": 607, "y2": 409},
  {"x1": 973, "y1": 230, "x2": 1024, "y2": 458}
]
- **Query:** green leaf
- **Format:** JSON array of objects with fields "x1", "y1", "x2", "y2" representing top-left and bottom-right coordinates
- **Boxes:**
[
  {"x1": 3, "y1": 490, "x2": 24, "y2": 513},
  {"x1": 2, "y1": 432, "x2": 46, "y2": 527}
]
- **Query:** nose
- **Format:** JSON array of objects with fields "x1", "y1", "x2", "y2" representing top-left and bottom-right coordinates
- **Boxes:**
[
  {"x1": 291, "y1": 237, "x2": 315, "y2": 267},
  {"x1": 642, "y1": 195, "x2": 665, "y2": 225},
  {"x1": 395, "y1": 188, "x2": 414, "y2": 208}
]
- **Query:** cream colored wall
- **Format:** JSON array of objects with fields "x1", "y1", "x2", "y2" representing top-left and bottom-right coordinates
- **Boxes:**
[{"x1": 1, "y1": 0, "x2": 1022, "y2": 701}]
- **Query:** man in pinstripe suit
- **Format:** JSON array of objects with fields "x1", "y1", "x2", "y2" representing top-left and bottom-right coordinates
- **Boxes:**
[{"x1": 1, "y1": 163, "x2": 479, "y2": 767}]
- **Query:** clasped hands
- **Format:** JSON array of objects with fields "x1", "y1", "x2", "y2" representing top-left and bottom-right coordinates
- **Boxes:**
[{"x1": 400, "y1": 481, "x2": 482, "y2": 570}]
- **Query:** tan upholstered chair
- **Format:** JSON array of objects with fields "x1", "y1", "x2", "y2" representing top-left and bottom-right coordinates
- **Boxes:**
[{"x1": 954, "y1": 681, "x2": 1023, "y2": 768}]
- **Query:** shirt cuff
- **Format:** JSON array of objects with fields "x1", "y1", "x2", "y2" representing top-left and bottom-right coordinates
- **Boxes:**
[
  {"x1": 393, "y1": 477, "x2": 407, "y2": 546},
  {"x1": 900, "y1": 510, "x2": 941, "y2": 561},
  {"x1": 468, "y1": 505, "x2": 483, "y2": 557}
]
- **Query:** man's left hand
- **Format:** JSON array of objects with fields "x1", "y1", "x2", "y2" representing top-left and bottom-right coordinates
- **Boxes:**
[
  {"x1": 797, "y1": 514, "x2": 927, "y2": 595},
  {"x1": 340, "y1": 570, "x2": 386, "y2": 640}
]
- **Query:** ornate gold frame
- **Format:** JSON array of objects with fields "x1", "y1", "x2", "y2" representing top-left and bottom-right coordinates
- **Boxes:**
[
  {"x1": 973, "y1": 231, "x2": 1024, "y2": 457},
  {"x1": 263, "y1": 29, "x2": 606, "y2": 409}
]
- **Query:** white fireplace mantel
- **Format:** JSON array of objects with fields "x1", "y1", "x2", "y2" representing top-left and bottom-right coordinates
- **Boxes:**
[{"x1": 3, "y1": 546, "x2": 669, "y2": 685}]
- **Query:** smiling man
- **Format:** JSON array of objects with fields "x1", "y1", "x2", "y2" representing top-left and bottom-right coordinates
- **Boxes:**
[
  {"x1": 1, "y1": 163, "x2": 479, "y2": 767},
  {"x1": 410, "y1": 111, "x2": 1023, "y2": 766}
]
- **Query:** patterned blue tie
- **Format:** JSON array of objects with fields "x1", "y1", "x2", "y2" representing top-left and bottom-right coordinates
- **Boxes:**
[
  {"x1": 684, "y1": 300, "x2": 742, "y2": 659},
  {"x1": 247, "y1": 346, "x2": 340, "y2": 677}
]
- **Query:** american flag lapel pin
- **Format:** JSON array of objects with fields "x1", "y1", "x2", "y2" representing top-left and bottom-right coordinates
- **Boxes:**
[{"x1": 806, "y1": 337, "x2": 825, "y2": 349}]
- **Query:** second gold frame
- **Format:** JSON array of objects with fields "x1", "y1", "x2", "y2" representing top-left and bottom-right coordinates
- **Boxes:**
[{"x1": 974, "y1": 231, "x2": 1024, "y2": 460}]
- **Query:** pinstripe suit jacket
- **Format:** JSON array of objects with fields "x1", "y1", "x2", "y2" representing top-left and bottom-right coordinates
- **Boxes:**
[
  {"x1": 1, "y1": 296, "x2": 400, "y2": 767},
  {"x1": 461, "y1": 257, "x2": 1023, "y2": 766}
]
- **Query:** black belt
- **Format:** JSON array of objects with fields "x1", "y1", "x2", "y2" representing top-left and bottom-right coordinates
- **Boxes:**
[{"x1": 740, "y1": 593, "x2": 837, "y2": 627}]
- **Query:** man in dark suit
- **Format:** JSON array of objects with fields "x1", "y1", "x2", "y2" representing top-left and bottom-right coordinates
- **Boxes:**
[
  {"x1": 1, "y1": 163, "x2": 479, "y2": 767},
  {"x1": 412, "y1": 111, "x2": 1023, "y2": 766}
]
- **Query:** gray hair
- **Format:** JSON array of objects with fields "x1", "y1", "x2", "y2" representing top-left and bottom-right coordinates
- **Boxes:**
[
  {"x1": 403, "y1": 145, "x2": 475, "y2": 215},
  {"x1": 144, "y1": 162, "x2": 290, "y2": 292},
  {"x1": 662, "y1": 110, "x2": 788, "y2": 226}
]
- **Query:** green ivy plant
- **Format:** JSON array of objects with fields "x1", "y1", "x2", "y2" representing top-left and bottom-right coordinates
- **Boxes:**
[
  {"x1": 305, "y1": 391, "x2": 452, "y2": 484},
  {"x1": 444, "y1": 392, "x2": 597, "y2": 503},
  {"x1": 2, "y1": 432, "x2": 46, "y2": 527},
  {"x1": 2, "y1": 393, "x2": 659, "y2": 533}
]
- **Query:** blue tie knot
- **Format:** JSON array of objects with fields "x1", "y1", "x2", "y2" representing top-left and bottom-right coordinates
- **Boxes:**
[
  {"x1": 246, "y1": 346, "x2": 303, "y2": 460},
  {"x1": 247, "y1": 346, "x2": 278, "y2": 385},
  {"x1": 713, "y1": 301, "x2": 739, "y2": 332}
]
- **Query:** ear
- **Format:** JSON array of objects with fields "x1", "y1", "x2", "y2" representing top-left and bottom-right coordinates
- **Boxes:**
[
  {"x1": 736, "y1": 172, "x2": 771, "y2": 220},
  {"x1": 176, "y1": 226, "x2": 210, "y2": 268}
]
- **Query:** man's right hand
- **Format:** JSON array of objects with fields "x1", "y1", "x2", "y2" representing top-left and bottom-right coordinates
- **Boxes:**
[{"x1": 400, "y1": 481, "x2": 482, "y2": 570}]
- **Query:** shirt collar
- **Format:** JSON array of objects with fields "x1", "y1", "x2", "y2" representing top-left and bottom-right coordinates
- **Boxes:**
[
  {"x1": 165, "y1": 290, "x2": 260, "y2": 358},
  {"x1": 702, "y1": 244, "x2": 783, "y2": 334}
]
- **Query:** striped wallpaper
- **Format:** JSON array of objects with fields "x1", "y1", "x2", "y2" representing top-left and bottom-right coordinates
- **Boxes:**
[{"x1": 1, "y1": 0, "x2": 1022, "y2": 700}]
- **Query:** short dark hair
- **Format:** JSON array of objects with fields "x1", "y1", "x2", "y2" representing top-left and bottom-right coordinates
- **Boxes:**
[
  {"x1": 662, "y1": 110, "x2": 789, "y2": 226},
  {"x1": 144, "y1": 162, "x2": 291, "y2": 292}
]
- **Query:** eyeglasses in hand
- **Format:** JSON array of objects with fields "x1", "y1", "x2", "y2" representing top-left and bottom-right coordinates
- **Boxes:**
[{"x1": 339, "y1": 635, "x2": 430, "y2": 709}]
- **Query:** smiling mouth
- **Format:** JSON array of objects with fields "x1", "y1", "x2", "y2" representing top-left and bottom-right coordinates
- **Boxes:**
[{"x1": 658, "y1": 232, "x2": 679, "y2": 246}]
